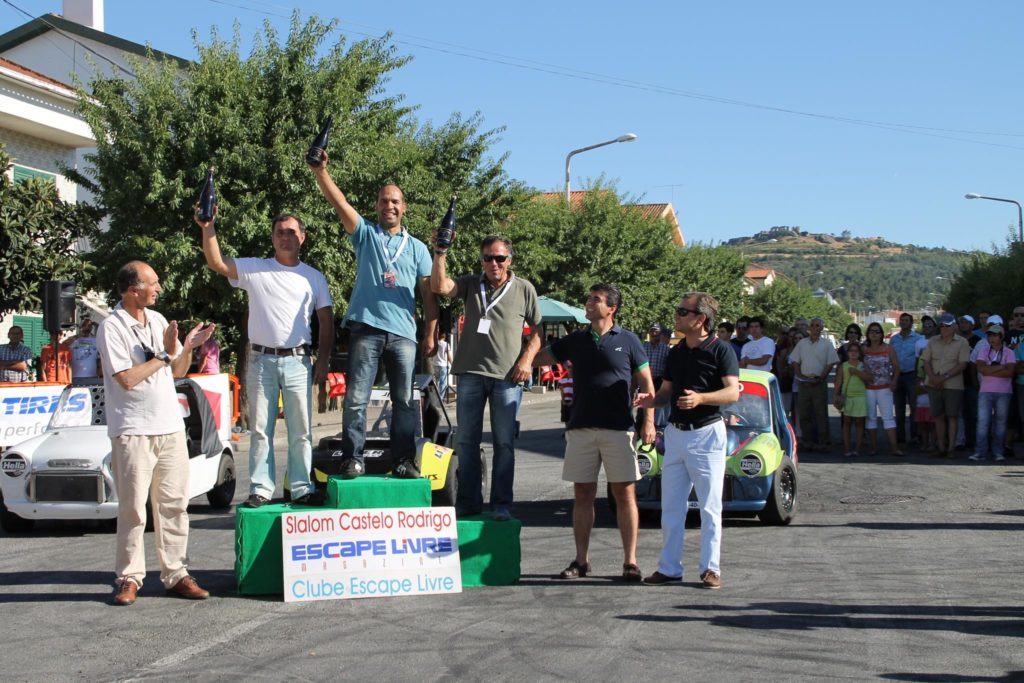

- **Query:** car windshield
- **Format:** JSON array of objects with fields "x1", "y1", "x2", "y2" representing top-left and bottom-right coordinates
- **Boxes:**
[
  {"x1": 48, "y1": 386, "x2": 98, "y2": 429},
  {"x1": 722, "y1": 381, "x2": 771, "y2": 431}
]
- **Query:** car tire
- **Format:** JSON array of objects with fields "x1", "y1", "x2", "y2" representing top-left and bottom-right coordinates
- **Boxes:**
[
  {"x1": 0, "y1": 490, "x2": 33, "y2": 534},
  {"x1": 206, "y1": 452, "x2": 237, "y2": 509},
  {"x1": 432, "y1": 451, "x2": 458, "y2": 507},
  {"x1": 759, "y1": 456, "x2": 797, "y2": 525}
]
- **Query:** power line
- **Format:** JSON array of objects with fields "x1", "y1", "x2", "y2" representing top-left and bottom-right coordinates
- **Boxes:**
[{"x1": 200, "y1": 0, "x2": 1024, "y2": 147}]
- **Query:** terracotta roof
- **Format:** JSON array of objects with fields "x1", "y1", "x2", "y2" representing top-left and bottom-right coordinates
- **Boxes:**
[
  {"x1": 0, "y1": 56, "x2": 75, "y2": 92},
  {"x1": 631, "y1": 203, "x2": 671, "y2": 220},
  {"x1": 745, "y1": 267, "x2": 774, "y2": 279}
]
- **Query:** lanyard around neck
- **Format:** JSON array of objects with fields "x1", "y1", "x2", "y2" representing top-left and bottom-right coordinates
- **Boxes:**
[
  {"x1": 377, "y1": 226, "x2": 409, "y2": 267},
  {"x1": 479, "y1": 275, "x2": 515, "y2": 318}
]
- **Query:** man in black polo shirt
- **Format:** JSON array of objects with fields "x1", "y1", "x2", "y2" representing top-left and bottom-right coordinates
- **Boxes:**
[
  {"x1": 534, "y1": 283, "x2": 656, "y2": 582},
  {"x1": 636, "y1": 291, "x2": 739, "y2": 589}
]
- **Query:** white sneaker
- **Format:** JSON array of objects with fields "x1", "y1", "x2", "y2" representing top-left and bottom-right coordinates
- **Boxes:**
[
  {"x1": 968, "y1": 453, "x2": 987, "y2": 461},
  {"x1": 994, "y1": 453, "x2": 1006, "y2": 462}
]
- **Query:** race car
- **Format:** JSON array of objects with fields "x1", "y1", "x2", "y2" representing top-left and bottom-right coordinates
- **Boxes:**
[
  {"x1": 613, "y1": 369, "x2": 798, "y2": 525},
  {"x1": 309, "y1": 373, "x2": 461, "y2": 506},
  {"x1": 0, "y1": 376, "x2": 237, "y2": 533}
]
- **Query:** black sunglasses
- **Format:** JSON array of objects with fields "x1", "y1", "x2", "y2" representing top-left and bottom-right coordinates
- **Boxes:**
[
  {"x1": 675, "y1": 306, "x2": 701, "y2": 317},
  {"x1": 481, "y1": 254, "x2": 509, "y2": 263}
]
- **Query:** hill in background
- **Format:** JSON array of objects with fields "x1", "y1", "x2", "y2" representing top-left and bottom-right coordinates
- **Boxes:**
[{"x1": 724, "y1": 226, "x2": 976, "y2": 313}]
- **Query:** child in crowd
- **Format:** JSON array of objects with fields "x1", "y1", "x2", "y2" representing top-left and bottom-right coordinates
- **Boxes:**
[{"x1": 834, "y1": 342, "x2": 869, "y2": 457}]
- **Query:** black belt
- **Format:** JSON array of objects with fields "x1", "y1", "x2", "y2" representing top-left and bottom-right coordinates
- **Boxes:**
[
  {"x1": 251, "y1": 343, "x2": 309, "y2": 356},
  {"x1": 900, "y1": 370, "x2": 917, "y2": 375},
  {"x1": 671, "y1": 415, "x2": 723, "y2": 431}
]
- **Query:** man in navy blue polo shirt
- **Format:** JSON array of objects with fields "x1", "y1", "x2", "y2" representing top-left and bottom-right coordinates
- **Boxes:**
[
  {"x1": 636, "y1": 291, "x2": 739, "y2": 589},
  {"x1": 534, "y1": 283, "x2": 656, "y2": 582}
]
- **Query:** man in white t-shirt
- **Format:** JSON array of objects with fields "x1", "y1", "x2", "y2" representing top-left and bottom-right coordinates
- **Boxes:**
[
  {"x1": 196, "y1": 208, "x2": 334, "y2": 508},
  {"x1": 739, "y1": 316, "x2": 775, "y2": 372},
  {"x1": 97, "y1": 261, "x2": 215, "y2": 606},
  {"x1": 69, "y1": 317, "x2": 101, "y2": 379}
]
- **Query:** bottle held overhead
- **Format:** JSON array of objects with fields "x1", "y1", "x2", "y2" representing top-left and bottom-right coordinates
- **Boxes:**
[
  {"x1": 197, "y1": 167, "x2": 216, "y2": 221},
  {"x1": 436, "y1": 194, "x2": 458, "y2": 250},
  {"x1": 306, "y1": 115, "x2": 333, "y2": 165}
]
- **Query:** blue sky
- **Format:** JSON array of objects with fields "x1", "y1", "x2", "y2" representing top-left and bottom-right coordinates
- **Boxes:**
[{"x1": 6, "y1": 1, "x2": 1023, "y2": 251}]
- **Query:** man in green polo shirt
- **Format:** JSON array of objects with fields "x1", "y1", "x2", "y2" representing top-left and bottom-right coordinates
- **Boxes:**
[{"x1": 431, "y1": 235, "x2": 542, "y2": 520}]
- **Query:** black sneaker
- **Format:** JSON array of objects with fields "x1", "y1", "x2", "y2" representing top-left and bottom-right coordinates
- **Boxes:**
[
  {"x1": 292, "y1": 489, "x2": 324, "y2": 506},
  {"x1": 341, "y1": 459, "x2": 364, "y2": 480},
  {"x1": 243, "y1": 494, "x2": 270, "y2": 508},
  {"x1": 392, "y1": 458, "x2": 421, "y2": 479}
]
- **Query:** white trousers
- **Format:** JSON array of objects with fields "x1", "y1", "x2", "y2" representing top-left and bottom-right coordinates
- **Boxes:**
[{"x1": 657, "y1": 420, "x2": 727, "y2": 578}]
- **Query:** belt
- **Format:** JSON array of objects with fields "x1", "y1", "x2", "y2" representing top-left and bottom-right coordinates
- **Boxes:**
[
  {"x1": 671, "y1": 415, "x2": 723, "y2": 431},
  {"x1": 251, "y1": 343, "x2": 309, "y2": 356},
  {"x1": 900, "y1": 370, "x2": 917, "y2": 375}
]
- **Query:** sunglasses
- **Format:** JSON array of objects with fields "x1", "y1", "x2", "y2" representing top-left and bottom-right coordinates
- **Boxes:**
[
  {"x1": 481, "y1": 254, "x2": 509, "y2": 263},
  {"x1": 675, "y1": 306, "x2": 701, "y2": 317}
]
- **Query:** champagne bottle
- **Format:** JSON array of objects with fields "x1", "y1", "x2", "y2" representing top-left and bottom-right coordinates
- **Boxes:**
[
  {"x1": 436, "y1": 194, "x2": 457, "y2": 250},
  {"x1": 197, "y1": 167, "x2": 216, "y2": 221},
  {"x1": 306, "y1": 115, "x2": 333, "y2": 165}
]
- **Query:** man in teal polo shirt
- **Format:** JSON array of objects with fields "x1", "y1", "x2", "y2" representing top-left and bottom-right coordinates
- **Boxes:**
[
  {"x1": 534, "y1": 284, "x2": 655, "y2": 582},
  {"x1": 431, "y1": 235, "x2": 542, "y2": 520},
  {"x1": 310, "y1": 153, "x2": 438, "y2": 479}
]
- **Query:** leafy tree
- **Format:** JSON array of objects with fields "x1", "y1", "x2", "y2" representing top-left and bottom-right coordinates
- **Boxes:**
[
  {"x1": 490, "y1": 183, "x2": 747, "y2": 333},
  {"x1": 0, "y1": 145, "x2": 100, "y2": 320},
  {"x1": 945, "y1": 241, "x2": 1024, "y2": 318},
  {"x1": 747, "y1": 279, "x2": 851, "y2": 337},
  {"x1": 69, "y1": 13, "x2": 520, "y2": 368}
]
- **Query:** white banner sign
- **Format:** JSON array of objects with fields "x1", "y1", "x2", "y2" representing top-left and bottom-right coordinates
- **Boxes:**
[
  {"x1": 281, "y1": 507, "x2": 462, "y2": 602},
  {"x1": 0, "y1": 384, "x2": 65, "y2": 449}
]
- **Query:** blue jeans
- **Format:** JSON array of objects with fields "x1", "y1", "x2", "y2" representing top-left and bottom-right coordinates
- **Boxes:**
[
  {"x1": 455, "y1": 373, "x2": 523, "y2": 512},
  {"x1": 246, "y1": 352, "x2": 313, "y2": 498},
  {"x1": 341, "y1": 323, "x2": 418, "y2": 466},
  {"x1": 432, "y1": 363, "x2": 449, "y2": 399},
  {"x1": 976, "y1": 392, "x2": 1011, "y2": 456}
]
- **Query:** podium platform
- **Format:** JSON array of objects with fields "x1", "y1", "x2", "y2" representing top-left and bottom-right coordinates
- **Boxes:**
[{"x1": 235, "y1": 476, "x2": 521, "y2": 595}]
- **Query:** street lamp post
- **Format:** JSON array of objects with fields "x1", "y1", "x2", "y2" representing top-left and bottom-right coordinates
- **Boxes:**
[
  {"x1": 564, "y1": 133, "x2": 637, "y2": 204},
  {"x1": 965, "y1": 193, "x2": 1023, "y2": 242}
]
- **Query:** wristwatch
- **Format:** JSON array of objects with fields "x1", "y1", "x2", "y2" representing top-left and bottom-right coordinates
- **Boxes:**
[{"x1": 155, "y1": 351, "x2": 172, "y2": 365}]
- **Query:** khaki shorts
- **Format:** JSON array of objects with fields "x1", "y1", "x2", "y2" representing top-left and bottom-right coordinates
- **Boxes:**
[
  {"x1": 927, "y1": 388, "x2": 963, "y2": 419},
  {"x1": 563, "y1": 428, "x2": 640, "y2": 483}
]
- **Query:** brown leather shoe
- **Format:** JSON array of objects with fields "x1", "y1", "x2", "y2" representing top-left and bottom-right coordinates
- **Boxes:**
[
  {"x1": 642, "y1": 571, "x2": 682, "y2": 585},
  {"x1": 167, "y1": 575, "x2": 210, "y2": 600},
  {"x1": 112, "y1": 578, "x2": 139, "y2": 606},
  {"x1": 701, "y1": 569, "x2": 722, "y2": 589}
]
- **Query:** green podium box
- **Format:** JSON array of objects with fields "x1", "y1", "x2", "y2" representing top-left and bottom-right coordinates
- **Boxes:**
[
  {"x1": 325, "y1": 474, "x2": 432, "y2": 510},
  {"x1": 235, "y1": 477, "x2": 521, "y2": 594},
  {"x1": 457, "y1": 513, "x2": 521, "y2": 587}
]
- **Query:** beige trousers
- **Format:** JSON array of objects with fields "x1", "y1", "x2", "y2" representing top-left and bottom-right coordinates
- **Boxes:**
[{"x1": 112, "y1": 431, "x2": 190, "y2": 589}]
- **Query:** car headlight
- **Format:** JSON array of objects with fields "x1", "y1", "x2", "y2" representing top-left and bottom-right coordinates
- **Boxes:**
[
  {"x1": 738, "y1": 453, "x2": 764, "y2": 477},
  {"x1": 2, "y1": 452, "x2": 28, "y2": 478}
]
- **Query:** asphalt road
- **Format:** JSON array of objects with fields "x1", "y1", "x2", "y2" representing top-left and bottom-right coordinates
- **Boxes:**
[{"x1": 2, "y1": 390, "x2": 1023, "y2": 682}]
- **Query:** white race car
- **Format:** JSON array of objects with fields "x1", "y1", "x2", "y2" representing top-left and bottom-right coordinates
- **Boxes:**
[{"x1": 0, "y1": 376, "x2": 236, "y2": 533}]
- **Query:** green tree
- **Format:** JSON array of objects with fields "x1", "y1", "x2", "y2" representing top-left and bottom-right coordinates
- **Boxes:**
[
  {"x1": 945, "y1": 241, "x2": 1024, "y2": 318},
  {"x1": 0, "y1": 145, "x2": 100, "y2": 319},
  {"x1": 492, "y1": 184, "x2": 746, "y2": 333},
  {"x1": 69, "y1": 13, "x2": 520, "y2": 365},
  {"x1": 747, "y1": 279, "x2": 851, "y2": 337}
]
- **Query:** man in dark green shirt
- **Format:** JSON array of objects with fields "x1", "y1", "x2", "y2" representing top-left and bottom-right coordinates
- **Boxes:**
[{"x1": 431, "y1": 235, "x2": 542, "y2": 521}]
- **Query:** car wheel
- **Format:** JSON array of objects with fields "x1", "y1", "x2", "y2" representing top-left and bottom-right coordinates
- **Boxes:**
[
  {"x1": 0, "y1": 490, "x2": 33, "y2": 534},
  {"x1": 206, "y1": 452, "x2": 237, "y2": 509},
  {"x1": 432, "y1": 451, "x2": 458, "y2": 507},
  {"x1": 759, "y1": 456, "x2": 797, "y2": 525}
]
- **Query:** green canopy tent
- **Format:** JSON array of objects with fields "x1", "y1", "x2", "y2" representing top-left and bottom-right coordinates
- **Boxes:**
[{"x1": 538, "y1": 296, "x2": 588, "y2": 325}]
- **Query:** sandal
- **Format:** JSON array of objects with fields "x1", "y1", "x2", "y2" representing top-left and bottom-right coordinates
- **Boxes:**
[
  {"x1": 622, "y1": 563, "x2": 642, "y2": 582},
  {"x1": 559, "y1": 560, "x2": 591, "y2": 579}
]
